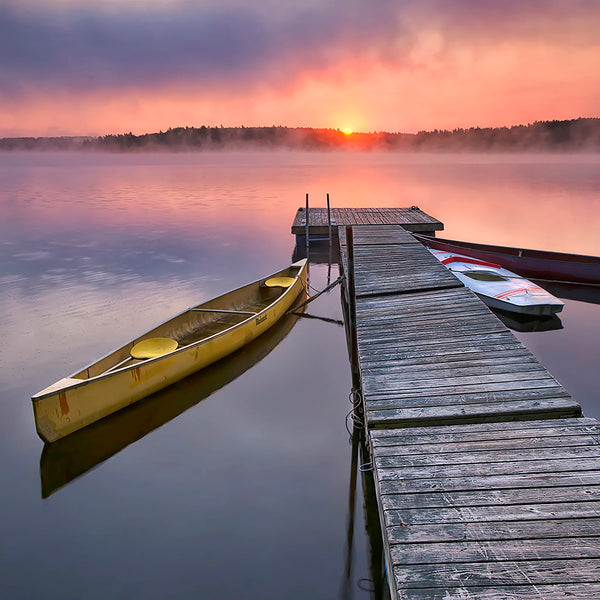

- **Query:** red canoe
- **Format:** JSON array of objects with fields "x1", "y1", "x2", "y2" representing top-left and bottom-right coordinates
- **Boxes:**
[{"x1": 413, "y1": 233, "x2": 600, "y2": 285}]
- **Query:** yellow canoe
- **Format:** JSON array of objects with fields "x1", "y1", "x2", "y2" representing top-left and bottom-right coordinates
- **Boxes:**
[
  {"x1": 40, "y1": 310, "x2": 303, "y2": 498},
  {"x1": 32, "y1": 259, "x2": 308, "y2": 443}
]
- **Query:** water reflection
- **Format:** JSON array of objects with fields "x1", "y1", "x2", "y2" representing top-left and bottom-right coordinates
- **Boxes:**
[
  {"x1": 359, "y1": 435, "x2": 389, "y2": 599},
  {"x1": 491, "y1": 308, "x2": 563, "y2": 332},
  {"x1": 1, "y1": 152, "x2": 599, "y2": 599},
  {"x1": 41, "y1": 311, "x2": 302, "y2": 498},
  {"x1": 538, "y1": 280, "x2": 600, "y2": 306},
  {"x1": 342, "y1": 423, "x2": 390, "y2": 600},
  {"x1": 293, "y1": 239, "x2": 341, "y2": 265}
]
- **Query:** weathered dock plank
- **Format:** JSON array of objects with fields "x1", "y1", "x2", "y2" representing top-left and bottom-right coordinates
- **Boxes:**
[
  {"x1": 394, "y1": 559, "x2": 600, "y2": 587},
  {"x1": 372, "y1": 417, "x2": 600, "y2": 445},
  {"x1": 386, "y1": 517, "x2": 600, "y2": 544},
  {"x1": 397, "y1": 584, "x2": 600, "y2": 600}
]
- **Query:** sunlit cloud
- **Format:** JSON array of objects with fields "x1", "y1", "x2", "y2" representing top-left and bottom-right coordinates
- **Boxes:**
[{"x1": 1, "y1": 0, "x2": 599, "y2": 135}]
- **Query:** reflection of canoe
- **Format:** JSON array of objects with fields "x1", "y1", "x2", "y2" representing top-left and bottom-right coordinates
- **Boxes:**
[
  {"x1": 428, "y1": 248, "x2": 564, "y2": 316},
  {"x1": 491, "y1": 308, "x2": 563, "y2": 333},
  {"x1": 535, "y1": 280, "x2": 600, "y2": 306},
  {"x1": 414, "y1": 233, "x2": 600, "y2": 284},
  {"x1": 33, "y1": 259, "x2": 308, "y2": 443},
  {"x1": 40, "y1": 309, "x2": 303, "y2": 498}
]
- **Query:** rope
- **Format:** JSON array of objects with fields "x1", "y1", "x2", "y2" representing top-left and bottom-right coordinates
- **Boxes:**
[
  {"x1": 345, "y1": 387, "x2": 364, "y2": 435},
  {"x1": 291, "y1": 275, "x2": 344, "y2": 311},
  {"x1": 288, "y1": 312, "x2": 344, "y2": 326}
]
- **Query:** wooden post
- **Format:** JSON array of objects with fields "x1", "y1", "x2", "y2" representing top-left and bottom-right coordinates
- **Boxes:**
[
  {"x1": 346, "y1": 226, "x2": 356, "y2": 327},
  {"x1": 342, "y1": 416, "x2": 360, "y2": 598},
  {"x1": 305, "y1": 193, "x2": 310, "y2": 255},
  {"x1": 346, "y1": 226, "x2": 359, "y2": 377}
]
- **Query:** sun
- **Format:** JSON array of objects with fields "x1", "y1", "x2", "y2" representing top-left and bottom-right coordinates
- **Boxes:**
[{"x1": 341, "y1": 127, "x2": 354, "y2": 135}]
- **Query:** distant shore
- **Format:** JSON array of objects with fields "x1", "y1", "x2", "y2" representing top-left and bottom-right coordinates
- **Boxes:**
[{"x1": 2, "y1": 118, "x2": 599, "y2": 152}]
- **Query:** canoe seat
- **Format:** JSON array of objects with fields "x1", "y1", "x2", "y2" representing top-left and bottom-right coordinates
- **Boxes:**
[
  {"x1": 130, "y1": 337, "x2": 178, "y2": 359},
  {"x1": 463, "y1": 271, "x2": 509, "y2": 282},
  {"x1": 263, "y1": 277, "x2": 295, "y2": 289}
]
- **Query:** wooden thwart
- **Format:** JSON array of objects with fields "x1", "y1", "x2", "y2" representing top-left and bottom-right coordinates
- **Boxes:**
[{"x1": 190, "y1": 308, "x2": 257, "y2": 315}]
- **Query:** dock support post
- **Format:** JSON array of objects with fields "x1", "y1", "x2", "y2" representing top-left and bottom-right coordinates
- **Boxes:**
[
  {"x1": 346, "y1": 226, "x2": 356, "y2": 327},
  {"x1": 305, "y1": 193, "x2": 310, "y2": 256},
  {"x1": 345, "y1": 226, "x2": 360, "y2": 377}
]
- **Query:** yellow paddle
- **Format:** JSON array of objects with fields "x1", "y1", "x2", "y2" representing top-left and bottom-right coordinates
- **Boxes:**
[
  {"x1": 130, "y1": 337, "x2": 178, "y2": 359},
  {"x1": 264, "y1": 277, "x2": 295, "y2": 288}
]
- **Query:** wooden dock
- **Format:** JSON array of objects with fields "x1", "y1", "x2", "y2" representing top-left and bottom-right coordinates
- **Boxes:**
[
  {"x1": 291, "y1": 206, "x2": 444, "y2": 237},
  {"x1": 298, "y1": 211, "x2": 600, "y2": 599},
  {"x1": 371, "y1": 417, "x2": 600, "y2": 599}
]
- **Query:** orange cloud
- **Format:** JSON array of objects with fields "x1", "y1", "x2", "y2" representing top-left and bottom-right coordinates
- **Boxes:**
[{"x1": 1, "y1": 1, "x2": 599, "y2": 136}]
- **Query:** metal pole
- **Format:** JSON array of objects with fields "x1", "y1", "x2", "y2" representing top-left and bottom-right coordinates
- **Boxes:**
[
  {"x1": 305, "y1": 192, "x2": 310, "y2": 255},
  {"x1": 327, "y1": 193, "x2": 332, "y2": 284}
]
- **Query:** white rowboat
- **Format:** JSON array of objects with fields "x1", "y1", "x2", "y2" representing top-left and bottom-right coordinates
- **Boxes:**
[{"x1": 428, "y1": 249, "x2": 564, "y2": 316}]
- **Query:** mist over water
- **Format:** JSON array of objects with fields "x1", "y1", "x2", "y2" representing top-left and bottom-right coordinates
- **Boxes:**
[{"x1": 1, "y1": 151, "x2": 599, "y2": 599}]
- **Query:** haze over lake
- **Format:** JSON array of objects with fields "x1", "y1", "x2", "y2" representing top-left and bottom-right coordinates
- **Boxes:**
[{"x1": 1, "y1": 151, "x2": 599, "y2": 599}]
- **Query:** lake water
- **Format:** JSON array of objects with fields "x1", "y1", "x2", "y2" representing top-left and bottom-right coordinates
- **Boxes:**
[{"x1": 1, "y1": 151, "x2": 599, "y2": 599}]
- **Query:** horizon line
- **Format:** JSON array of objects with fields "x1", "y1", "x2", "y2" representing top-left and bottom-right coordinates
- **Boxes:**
[{"x1": 3, "y1": 117, "x2": 600, "y2": 141}]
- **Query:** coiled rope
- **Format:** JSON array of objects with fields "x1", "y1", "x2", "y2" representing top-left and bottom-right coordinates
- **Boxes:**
[{"x1": 345, "y1": 387, "x2": 364, "y2": 435}]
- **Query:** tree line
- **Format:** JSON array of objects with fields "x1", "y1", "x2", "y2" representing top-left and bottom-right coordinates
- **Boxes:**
[{"x1": 2, "y1": 119, "x2": 599, "y2": 152}]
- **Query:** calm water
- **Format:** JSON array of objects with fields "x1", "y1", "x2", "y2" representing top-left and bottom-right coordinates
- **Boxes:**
[{"x1": 1, "y1": 151, "x2": 599, "y2": 599}]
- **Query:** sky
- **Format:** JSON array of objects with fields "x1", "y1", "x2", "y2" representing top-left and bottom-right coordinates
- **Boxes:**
[{"x1": 1, "y1": 0, "x2": 599, "y2": 137}]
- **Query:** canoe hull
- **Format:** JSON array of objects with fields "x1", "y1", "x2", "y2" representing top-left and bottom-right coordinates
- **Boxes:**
[
  {"x1": 472, "y1": 291, "x2": 563, "y2": 316},
  {"x1": 32, "y1": 260, "x2": 308, "y2": 443}
]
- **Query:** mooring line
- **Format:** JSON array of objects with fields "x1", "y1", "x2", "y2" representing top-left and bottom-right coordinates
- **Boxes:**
[
  {"x1": 345, "y1": 387, "x2": 365, "y2": 435},
  {"x1": 292, "y1": 275, "x2": 344, "y2": 312},
  {"x1": 289, "y1": 312, "x2": 344, "y2": 326}
]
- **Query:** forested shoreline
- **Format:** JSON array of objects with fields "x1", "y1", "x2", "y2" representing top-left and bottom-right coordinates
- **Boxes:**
[{"x1": 2, "y1": 118, "x2": 599, "y2": 152}]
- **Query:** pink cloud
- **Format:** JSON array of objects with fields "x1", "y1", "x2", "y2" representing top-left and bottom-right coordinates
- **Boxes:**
[{"x1": 1, "y1": 1, "x2": 599, "y2": 135}]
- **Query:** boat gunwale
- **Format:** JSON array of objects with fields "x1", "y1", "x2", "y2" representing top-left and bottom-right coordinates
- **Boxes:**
[
  {"x1": 32, "y1": 259, "x2": 307, "y2": 402},
  {"x1": 414, "y1": 232, "x2": 600, "y2": 265}
]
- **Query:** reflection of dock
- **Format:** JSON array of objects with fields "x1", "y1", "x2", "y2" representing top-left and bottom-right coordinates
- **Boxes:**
[
  {"x1": 40, "y1": 312, "x2": 301, "y2": 498},
  {"x1": 293, "y1": 207, "x2": 600, "y2": 599}
]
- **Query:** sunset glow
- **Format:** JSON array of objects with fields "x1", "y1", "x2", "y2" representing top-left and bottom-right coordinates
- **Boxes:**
[{"x1": 1, "y1": 1, "x2": 599, "y2": 136}]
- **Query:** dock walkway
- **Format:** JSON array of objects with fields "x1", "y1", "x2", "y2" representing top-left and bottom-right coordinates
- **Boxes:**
[{"x1": 304, "y1": 211, "x2": 600, "y2": 599}]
